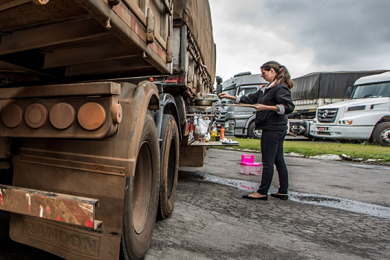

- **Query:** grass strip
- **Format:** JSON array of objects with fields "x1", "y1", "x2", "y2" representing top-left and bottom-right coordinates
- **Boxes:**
[{"x1": 212, "y1": 138, "x2": 390, "y2": 163}]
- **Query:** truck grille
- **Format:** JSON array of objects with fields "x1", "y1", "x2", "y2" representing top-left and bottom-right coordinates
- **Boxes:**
[{"x1": 317, "y1": 108, "x2": 338, "y2": 123}]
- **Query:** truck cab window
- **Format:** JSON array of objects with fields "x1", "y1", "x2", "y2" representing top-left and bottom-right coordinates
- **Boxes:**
[
  {"x1": 353, "y1": 82, "x2": 390, "y2": 99},
  {"x1": 238, "y1": 86, "x2": 258, "y2": 97}
]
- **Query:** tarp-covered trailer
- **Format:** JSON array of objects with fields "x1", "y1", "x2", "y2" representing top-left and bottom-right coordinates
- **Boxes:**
[
  {"x1": 0, "y1": 0, "x2": 216, "y2": 259},
  {"x1": 288, "y1": 70, "x2": 388, "y2": 136},
  {"x1": 291, "y1": 70, "x2": 389, "y2": 119},
  {"x1": 171, "y1": 0, "x2": 216, "y2": 97}
]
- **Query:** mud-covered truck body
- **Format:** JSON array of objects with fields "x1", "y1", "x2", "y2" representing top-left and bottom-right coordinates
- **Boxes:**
[{"x1": 0, "y1": 0, "x2": 215, "y2": 259}]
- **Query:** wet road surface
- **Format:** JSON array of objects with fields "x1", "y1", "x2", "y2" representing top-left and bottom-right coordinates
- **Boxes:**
[
  {"x1": 0, "y1": 148, "x2": 389, "y2": 259},
  {"x1": 148, "y1": 177, "x2": 390, "y2": 260},
  {"x1": 147, "y1": 149, "x2": 390, "y2": 260}
]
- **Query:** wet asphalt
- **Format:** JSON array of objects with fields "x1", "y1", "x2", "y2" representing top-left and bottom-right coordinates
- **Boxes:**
[
  {"x1": 0, "y1": 148, "x2": 389, "y2": 259},
  {"x1": 146, "y1": 148, "x2": 390, "y2": 260}
]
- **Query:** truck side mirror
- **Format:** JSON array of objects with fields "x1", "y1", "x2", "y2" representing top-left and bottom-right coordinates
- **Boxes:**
[
  {"x1": 216, "y1": 76, "x2": 223, "y2": 95},
  {"x1": 216, "y1": 84, "x2": 222, "y2": 96},
  {"x1": 345, "y1": 86, "x2": 352, "y2": 98},
  {"x1": 216, "y1": 76, "x2": 223, "y2": 84}
]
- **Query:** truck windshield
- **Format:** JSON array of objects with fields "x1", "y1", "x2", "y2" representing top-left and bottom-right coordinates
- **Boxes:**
[
  {"x1": 238, "y1": 85, "x2": 262, "y2": 96},
  {"x1": 353, "y1": 82, "x2": 390, "y2": 99}
]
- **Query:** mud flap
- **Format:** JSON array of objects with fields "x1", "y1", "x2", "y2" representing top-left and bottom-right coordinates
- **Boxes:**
[{"x1": 9, "y1": 156, "x2": 127, "y2": 260}]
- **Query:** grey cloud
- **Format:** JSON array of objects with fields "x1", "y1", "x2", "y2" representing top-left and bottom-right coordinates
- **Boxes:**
[{"x1": 261, "y1": 0, "x2": 390, "y2": 68}]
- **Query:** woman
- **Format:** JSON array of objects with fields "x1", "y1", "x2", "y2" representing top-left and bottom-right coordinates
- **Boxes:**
[{"x1": 219, "y1": 61, "x2": 295, "y2": 200}]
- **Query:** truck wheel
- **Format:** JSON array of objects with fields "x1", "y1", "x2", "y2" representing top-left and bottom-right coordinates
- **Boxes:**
[
  {"x1": 248, "y1": 121, "x2": 262, "y2": 139},
  {"x1": 157, "y1": 115, "x2": 179, "y2": 220},
  {"x1": 121, "y1": 113, "x2": 160, "y2": 260},
  {"x1": 372, "y1": 122, "x2": 390, "y2": 147}
]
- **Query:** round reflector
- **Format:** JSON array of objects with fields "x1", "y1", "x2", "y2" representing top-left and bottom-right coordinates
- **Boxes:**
[
  {"x1": 25, "y1": 103, "x2": 47, "y2": 128},
  {"x1": 77, "y1": 102, "x2": 106, "y2": 130},
  {"x1": 2, "y1": 104, "x2": 23, "y2": 128},
  {"x1": 49, "y1": 103, "x2": 75, "y2": 129}
]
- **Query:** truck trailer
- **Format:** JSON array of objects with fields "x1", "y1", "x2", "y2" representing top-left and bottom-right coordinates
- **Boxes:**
[{"x1": 0, "y1": 0, "x2": 216, "y2": 259}]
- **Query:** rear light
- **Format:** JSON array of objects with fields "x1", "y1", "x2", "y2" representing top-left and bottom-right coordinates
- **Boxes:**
[
  {"x1": 77, "y1": 102, "x2": 106, "y2": 131},
  {"x1": 32, "y1": 0, "x2": 50, "y2": 5},
  {"x1": 25, "y1": 103, "x2": 47, "y2": 129},
  {"x1": 1, "y1": 99, "x2": 120, "y2": 138},
  {"x1": 49, "y1": 103, "x2": 75, "y2": 130},
  {"x1": 2, "y1": 104, "x2": 23, "y2": 128},
  {"x1": 165, "y1": 76, "x2": 185, "y2": 83}
]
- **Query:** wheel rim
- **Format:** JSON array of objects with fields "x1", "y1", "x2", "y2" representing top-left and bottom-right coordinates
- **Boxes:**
[
  {"x1": 380, "y1": 128, "x2": 390, "y2": 143},
  {"x1": 253, "y1": 129, "x2": 262, "y2": 138},
  {"x1": 132, "y1": 141, "x2": 152, "y2": 234}
]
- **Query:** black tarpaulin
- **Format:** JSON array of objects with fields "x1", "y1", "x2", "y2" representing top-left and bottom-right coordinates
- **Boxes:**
[{"x1": 291, "y1": 71, "x2": 389, "y2": 100}]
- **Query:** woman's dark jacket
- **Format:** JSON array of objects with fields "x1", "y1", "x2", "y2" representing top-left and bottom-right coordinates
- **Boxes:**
[{"x1": 239, "y1": 83, "x2": 295, "y2": 131}]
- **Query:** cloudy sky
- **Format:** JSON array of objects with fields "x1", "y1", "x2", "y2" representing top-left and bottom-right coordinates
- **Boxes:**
[{"x1": 208, "y1": 0, "x2": 390, "y2": 81}]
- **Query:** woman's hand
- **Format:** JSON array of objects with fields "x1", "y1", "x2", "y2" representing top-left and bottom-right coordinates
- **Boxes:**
[
  {"x1": 254, "y1": 104, "x2": 267, "y2": 111},
  {"x1": 218, "y1": 92, "x2": 236, "y2": 101},
  {"x1": 254, "y1": 104, "x2": 279, "y2": 112}
]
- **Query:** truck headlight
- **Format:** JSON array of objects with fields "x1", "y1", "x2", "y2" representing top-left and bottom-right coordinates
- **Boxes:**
[{"x1": 338, "y1": 119, "x2": 353, "y2": 125}]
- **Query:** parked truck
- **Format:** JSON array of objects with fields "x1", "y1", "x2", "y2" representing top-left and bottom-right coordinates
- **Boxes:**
[
  {"x1": 0, "y1": 0, "x2": 216, "y2": 259},
  {"x1": 310, "y1": 71, "x2": 390, "y2": 146},
  {"x1": 289, "y1": 70, "x2": 388, "y2": 136},
  {"x1": 214, "y1": 72, "x2": 267, "y2": 138}
]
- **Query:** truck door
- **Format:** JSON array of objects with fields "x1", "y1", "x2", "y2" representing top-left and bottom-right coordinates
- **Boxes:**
[{"x1": 232, "y1": 86, "x2": 260, "y2": 137}]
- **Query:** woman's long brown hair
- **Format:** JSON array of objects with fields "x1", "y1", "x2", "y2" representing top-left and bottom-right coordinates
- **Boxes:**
[{"x1": 261, "y1": 61, "x2": 294, "y2": 89}]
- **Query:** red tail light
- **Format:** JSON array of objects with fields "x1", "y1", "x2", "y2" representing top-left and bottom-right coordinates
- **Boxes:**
[{"x1": 165, "y1": 76, "x2": 185, "y2": 83}]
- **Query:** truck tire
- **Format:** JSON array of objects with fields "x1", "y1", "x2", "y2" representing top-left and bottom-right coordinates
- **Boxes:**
[
  {"x1": 157, "y1": 114, "x2": 179, "y2": 220},
  {"x1": 248, "y1": 121, "x2": 262, "y2": 139},
  {"x1": 372, "y1": 122, "x2": 390, "y2": 147},
  {"x1": 121, "y1": 113, "x2": 160, "y2": 260}
]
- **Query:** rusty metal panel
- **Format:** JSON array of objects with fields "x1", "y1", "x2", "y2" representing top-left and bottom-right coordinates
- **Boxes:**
[
  {"x1": 179, "y1": 145, "x2": 206, "y2": 167},
  {"x1": 42, "y1": 42, "x2": 136, "y2": 69},
  {"x1": 10, "y1": 153, "x2": 127, "y2": 260},
  {"x1": 0, "y1": 184, "x2": 100, "y2": 229},
  {"x1": 0, "y1": 0, "x2": 171, "y2": 83},
  {"x1": 20, "y1": 154, "x2": 126, "y2": 176},
  {"x1": 0, "y1": 18, "x2": 109, "y2": 56},
  {"x1": 10, "y1": 215, "x2": 105, "y2": 260},
  {"x1": 0, "y1": 82, "x2": 121, "y2": 100}
]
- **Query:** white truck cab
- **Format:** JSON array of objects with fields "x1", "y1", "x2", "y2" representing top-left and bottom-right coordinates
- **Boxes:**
[{"x1": 310, "y1": 71, "x2": 390, "y2": 146}]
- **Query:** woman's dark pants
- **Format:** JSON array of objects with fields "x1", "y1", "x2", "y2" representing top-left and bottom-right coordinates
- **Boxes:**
[{"x1": 257, "y1": 130, "x2": 288, "y2": 195}]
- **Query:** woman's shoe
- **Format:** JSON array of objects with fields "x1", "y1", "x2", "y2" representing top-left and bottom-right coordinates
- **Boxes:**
[
  {"x1": 242, "y1": 193, "x2": 268, "y2": 200},
  {"x1": 271, "y1": 193, "x2": 288, "y2": 200}
]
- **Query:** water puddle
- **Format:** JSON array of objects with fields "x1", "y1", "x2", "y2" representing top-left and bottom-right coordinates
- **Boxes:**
[{"x1": 180, "y1": 171, "x2": 390, "y2": 219}]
